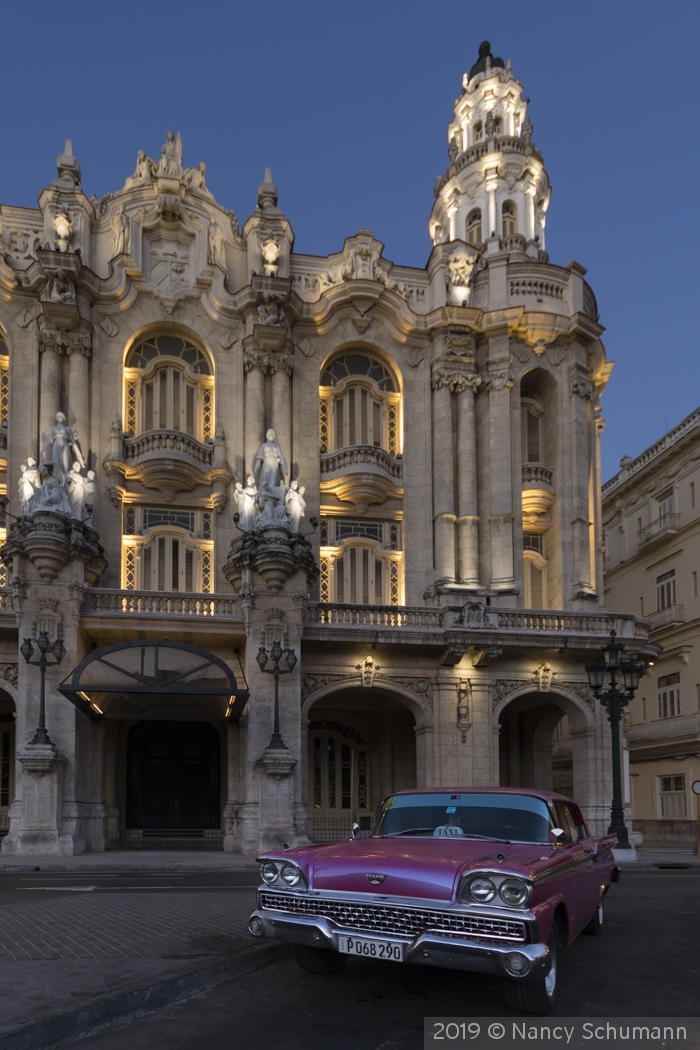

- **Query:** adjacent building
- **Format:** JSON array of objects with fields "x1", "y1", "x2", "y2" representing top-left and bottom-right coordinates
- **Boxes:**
[
  {"x1": 603, "y1": 410, "x2": 700, "y2": 847},
  {"x1": 0, "y1": 42, "x2": 654, "y2": 856}
]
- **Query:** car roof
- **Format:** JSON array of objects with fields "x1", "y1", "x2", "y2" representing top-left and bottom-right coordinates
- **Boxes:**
[{"x1": 390, "y1": 786, "x2": 575, "y2": 804}]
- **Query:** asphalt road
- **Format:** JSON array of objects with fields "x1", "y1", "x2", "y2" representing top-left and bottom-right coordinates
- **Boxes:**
[{"x1": 63, "y1": 868, "x2": 700, "y2": 1050}]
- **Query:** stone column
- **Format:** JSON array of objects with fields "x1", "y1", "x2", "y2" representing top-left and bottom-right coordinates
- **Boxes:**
[
  {"x1": 456, "y1": 379, "x2": 480, "y2": 587},
  {"x1": 67, "y1": 340, "x2": 90, "y2": 461},
  {"x1": 486, "y1": 170, "x2": 498, "y2": 238},
  {"x1": 569, "y1": 367, "x2": 596, "y2": 604},
  {"x1": 39, "y1": 335, "x2": 62, "y2": 439},
  {"x1": 431, "y1": 372, "x2": 456, "y2": 585},
  {"x1": 486, "y1": 359, "x2": 516, "y2": 594},
  {"x1": 271, "y1": 365, "x2": 291, "y2": 471},
  {"x1": 245, "y1": 362, "x2": 265, "y2": 475}
]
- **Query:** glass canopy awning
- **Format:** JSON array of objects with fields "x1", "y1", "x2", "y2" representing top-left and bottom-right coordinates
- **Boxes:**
[{"x1": 58, "y1": 640, "x2": 249, "y2": 722}]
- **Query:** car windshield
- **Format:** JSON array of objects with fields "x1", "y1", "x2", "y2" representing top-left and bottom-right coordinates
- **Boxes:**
[{"x1": 375, "y1": 792, "x2": 554, "y2": 844}]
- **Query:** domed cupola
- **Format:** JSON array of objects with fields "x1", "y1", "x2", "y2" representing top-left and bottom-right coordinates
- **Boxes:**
[
  {"x1": 467, "y1": 40, "x2": 505, "y2": 82},
  {"x1": 429, "y1": 43, "x2": 551, "y2": 259}
]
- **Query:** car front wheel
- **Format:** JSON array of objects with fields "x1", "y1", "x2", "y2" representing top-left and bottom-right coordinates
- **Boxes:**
[
  {"x1": 292, "y1": 943, "x2": 347, "y2": 974},
  {"x1": 503, "y1": 927, "x2": 558, "y2": 1015}
]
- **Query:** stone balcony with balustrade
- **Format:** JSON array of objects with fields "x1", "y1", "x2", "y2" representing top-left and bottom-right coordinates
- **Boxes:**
[
  {"x1": 626, "y1": 711, "x2": 700, "y2": 745},
  {"x1": 320, "y1": 444, "x2": 403, "y2": 512},
  {"x1": 521, "y1": 462, "x2": 554, "y2": 529},
  {"x1": 77, "y1": 588, "x2": 246, "y2": 643},
  {"x1": 646, "y1": 604, "x2": 685, "y2": 632},
  {"x1": 638, "y1": 512, "x2": 681, "y2": 549},
  {"x1": 103, "y1": 428, "x2": 233, "y2": 505}
]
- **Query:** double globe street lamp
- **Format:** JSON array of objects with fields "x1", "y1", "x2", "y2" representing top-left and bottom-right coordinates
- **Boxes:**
[
  {"x1": 256, "y1": 639, "x2": 297, "y2": 750},
  {"x1": 585, "y1": 630, "x2": 645, "y2": 850},
  {"x1": 20, "y1": 631, "x2": 66, "y2": 746}
]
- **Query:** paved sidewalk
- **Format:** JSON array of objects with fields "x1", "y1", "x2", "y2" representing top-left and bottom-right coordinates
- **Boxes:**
[
  {"x1": 0, "y1": 882, "x2": 280, "y2": 1046},
  {"x1": 0, "y1": 851, "x2": 259, "y2": 872}
]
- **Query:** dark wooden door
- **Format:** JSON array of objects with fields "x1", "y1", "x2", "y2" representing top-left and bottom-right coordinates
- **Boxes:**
[{"x1": 126, "y1": 721, "x2": 221, "y2": 829}]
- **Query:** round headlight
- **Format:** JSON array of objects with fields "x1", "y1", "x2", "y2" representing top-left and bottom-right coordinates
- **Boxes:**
[
  {"x1": 280, "y1": 863, "x2": 301, "y2": 887},
  {"x1": 261, "y1": 861, "x2": 279, "y2": 884},
  {"x1": 468, "y1": 877, "x2": 496, "y2": 903},
  {"x1": 499, "y1": 879, "x2": 529, "y2": 907}
]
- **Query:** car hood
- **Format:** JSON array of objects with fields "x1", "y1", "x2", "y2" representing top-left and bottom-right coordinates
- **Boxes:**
[{"x1": 287, "y1": 838, "x2": 546, "y2": 901}]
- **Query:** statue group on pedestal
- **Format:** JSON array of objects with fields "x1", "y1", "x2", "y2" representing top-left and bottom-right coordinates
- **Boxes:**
[
  {"x1": 234, "y1": 429, "x2": 306, "y2": 533},
  {"x1": 18, "y1": 412, "x2": 95, "y2": 524}
]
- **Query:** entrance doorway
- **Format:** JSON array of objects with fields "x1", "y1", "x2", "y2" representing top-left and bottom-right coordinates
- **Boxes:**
[
  {"x1": 125, "y1": 721, "x2": 221, "y2": 846},
  {"x1": 0, "y1": 689, "x2": 15, "y2": 844}
]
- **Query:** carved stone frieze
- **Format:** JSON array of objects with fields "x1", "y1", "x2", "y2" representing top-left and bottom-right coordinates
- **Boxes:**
[
  {"x1": 38, "y1": 332, "x2": 91, "y2": 357},
  {"x1": 301, "y1": 671, "x2": 434, "y2": 709},
  {"x1": 0, "y1": 663, "x2": 19, "y2": 689},
  {"x1": 243, "y1": 347, "x2": 294, "y2": 376},
  {"x1": 431, "y1": 367, "x2": 481, "y2": 394}
]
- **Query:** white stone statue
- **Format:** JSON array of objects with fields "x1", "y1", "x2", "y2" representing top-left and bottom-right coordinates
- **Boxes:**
[
  {"x1": 65, "y1": 461, "x2": 87, "y2": 520},
  {"x1": 125, "y1": 150, "x2": 157, "y2": 187},
  {"x1": 158, "y1": 131, "x2": 183, "y2": 178},
  {"x1": 183, "y1": 162, "x2": 209, "y2": 193},
  {"x1": 18, "y1": 458, "x2": 41, "y2": 516},
  {"x1": 53, "y1": 212, "x2": 72, "y2": 252},
  {"x1": 110, "y1": 208, "x2": 130, "y2": 256},
  {"x1": 234, "y1": 476, "x2": 259, "y2": 532},
  {"x1": 261, "y1": 237, "x2": 281, "y2": 277},
  {"x1": 45, "y1": 270, "x2": 75, "y2": 304},
  {"x1": 34, "y1": 463, "x2": 71, "y2": 515},
  {"x1": 42, "y1": 412, "x2": 85, "y2": 476},
  {"x1": 254, "y1": 429, "x2": 288, "y2": 501},
  {"x1": 257, "y1": 292, "x2": 285, "y2": 326},
  {"x1": 284, "y1": 480, "x2": 306, "y2": 532},
  {"x1": 83, "y1": 470, "x2": 96, "y2": 524},
  {"x1": 207, "y1": 222, "x2": 226, "y2": 268}
]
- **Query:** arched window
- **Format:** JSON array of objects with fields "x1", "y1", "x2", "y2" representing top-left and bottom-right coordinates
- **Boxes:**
[
  {"x1": 319, "y1": 352, "x2": 400, "y2": 456},
  {"x1": 122, "y1": 506, "x2": 213, "y2": 593},
  {"x1": 466, "y1": 209, "x2": 482, "y2": 245},
  {"x1": 319, "y1": 518, "x2": 402, "y2": 606},
  {"x1": 523, "y1": 532, "x2": 548, "y2": 609},
  {"x1": 521, "y1": 395, "x2": 544, "y2": 463},
  {"x1": 124, "y1": 334, "x2": 213, "y2": 442},
  {"x1": 502, "y1": 201, "x2": 517, "y2": 237},
  {"x1": 473, "y1": 121, "x2": 483, "y2": 142},
  {"x1": 309, "y1": 723, "x2": 369, "y2": 837}
]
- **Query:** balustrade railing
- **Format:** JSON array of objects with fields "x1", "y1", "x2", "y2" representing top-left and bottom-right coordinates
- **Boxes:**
[
  {"x1": 646, "y1": 604, "x2": 685, "y2": 631},
  {"x1": 638, "y1": 512, "x2": 681, "y2": 546},
  {"x1": 522, "y1": 462, "x2": 553, "y2": 487},
  {"x1": 306, "y1": 603, "x2": 444, "y2": 628},
  {"x1": 499, "y1": 234, "x2": 527, "y2": 253},
  {"x1": 124, "y1": 430, "x2": 213, "y2": 466},
  {"x1": 626, "y1": 712, "x2": 700, "y2": 744},
  {"x1": 83, "y1": 589, "x2": 240, "y2": 618},
  {"x1": 320, "y1": 445, "x2": 402, "y2": 479}
]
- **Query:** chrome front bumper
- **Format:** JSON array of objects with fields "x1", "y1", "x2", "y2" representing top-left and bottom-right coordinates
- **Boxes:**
[{"x1": 248, "y1": 907, "x2": 552, "y2": 983}]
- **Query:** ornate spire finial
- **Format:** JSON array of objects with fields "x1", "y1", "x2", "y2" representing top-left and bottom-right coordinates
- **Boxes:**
[{"x1": 56, "y1": 139, "x2": 81, "y2": 186}]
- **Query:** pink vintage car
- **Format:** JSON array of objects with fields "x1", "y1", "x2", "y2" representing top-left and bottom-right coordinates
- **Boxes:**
[{"x1": 248, "y1": 787, "x2": 619, "y2": 1014}]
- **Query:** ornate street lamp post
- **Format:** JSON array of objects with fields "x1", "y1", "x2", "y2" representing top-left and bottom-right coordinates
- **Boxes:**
[
  {"x1": 256, "y1": 638, "x2": 297, "y2": 750},
  {"x1": 585, "y1": 630, "x2": 644, "y2": 850},
  {"x1": 20, "y1": 631, "x2": 66, "y2": 746}
]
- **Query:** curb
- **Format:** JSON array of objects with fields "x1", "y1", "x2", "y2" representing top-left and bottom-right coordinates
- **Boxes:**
[
  {"x1": 0, "y1": 863, "x2": 260, "y2": 873},
  {"x1": 0, "y1": 941, "x2": 289, "y2": 1050}
]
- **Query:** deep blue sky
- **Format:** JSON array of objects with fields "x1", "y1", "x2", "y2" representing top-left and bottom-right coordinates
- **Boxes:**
[{"x1": 1, "y1": 1, "x2": 697, "y2": 481}]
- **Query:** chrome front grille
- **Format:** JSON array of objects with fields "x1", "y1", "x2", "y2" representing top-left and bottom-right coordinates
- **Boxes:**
[{"x1": 259, "y1": 892, "x2": 527, "y2": 944}]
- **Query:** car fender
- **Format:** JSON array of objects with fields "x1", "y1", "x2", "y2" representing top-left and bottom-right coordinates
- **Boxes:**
[{"x1": 531, "y1": 893, "x2": 570, "y2": 947}]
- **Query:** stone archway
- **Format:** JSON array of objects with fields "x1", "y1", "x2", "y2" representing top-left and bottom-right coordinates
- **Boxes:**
[
  {"x1": 301, "y1": 677, "x2": 432, "y2": 841},
  {"x1": 494, "y1": 685, "x2": 603, "y2": 831},
  {"x1": 0, "y1": 687, "x2": 16, "y2": 844}
]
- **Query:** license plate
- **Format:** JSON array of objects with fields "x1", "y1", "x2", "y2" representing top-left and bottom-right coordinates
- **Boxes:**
[{"x1": 338, "y1": 935, "x2": 404, "y2": 961}]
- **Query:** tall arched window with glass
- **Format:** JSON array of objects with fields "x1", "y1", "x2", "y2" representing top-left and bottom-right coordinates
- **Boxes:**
[
  {"x1": 309, "y1": 722, "x2": 370, "y2": 840},
  {"x1": 123, "y1": 334, "x2": 213, "y2": 441},
  {"x1": 122, "y1": 506, "x2": 213, "y2": 593},
  {"x1": 0, "y1": 336, "x2": 8, "y2": 588},
  {"x1": 319, "y1": 353, "x2": 401, "y2": 456},
  {"x1": 466, "y1": 209, "x2": 482, "y2": 245},
  {"x1": 319, "y1": 519, "x2": 402, "y2": 606},
  {"x1": 502, "y1": 201, "x2": 517, "y2": 237}
]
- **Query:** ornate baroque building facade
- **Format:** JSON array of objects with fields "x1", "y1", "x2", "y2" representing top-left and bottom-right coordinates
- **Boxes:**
[
  {"x1": 603, "y1": 409, "x2": 700, "y2": 847},
  {"x1": 0, "y1": 43, "x2": 655, "y2": 855}
]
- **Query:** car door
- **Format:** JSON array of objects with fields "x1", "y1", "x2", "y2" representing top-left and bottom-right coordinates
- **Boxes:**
[
  {"x1": 552, "y1": 801, "x2": 592, "y2": 938},
  {"x1": 567, "y1": 802, "x2": 603, "y2": 920}
]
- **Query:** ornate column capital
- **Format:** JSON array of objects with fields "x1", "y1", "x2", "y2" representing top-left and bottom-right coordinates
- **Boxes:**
[{"x1": 38, "y1": 331, "x2": 91, "y2": 358}]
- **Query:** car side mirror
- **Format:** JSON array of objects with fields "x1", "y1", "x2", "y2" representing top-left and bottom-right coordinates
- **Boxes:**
[
  {"x1": 350, "y1": 822, "x2": 360, "y2": 840},
  {"x1": 549, "y1": 828, "x2": 566, "y2": 848}
]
